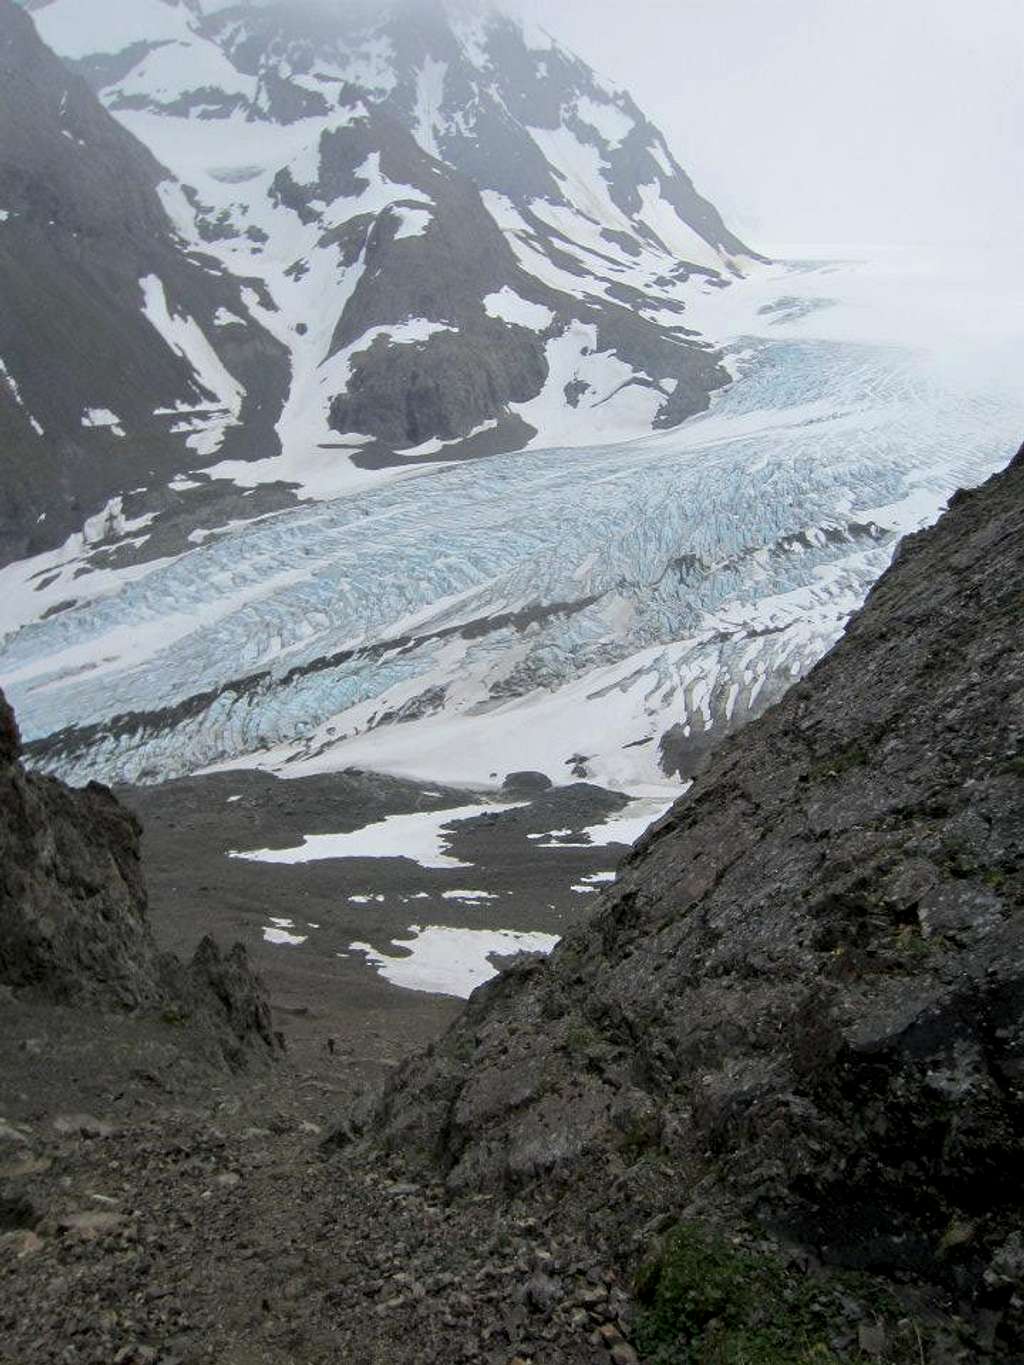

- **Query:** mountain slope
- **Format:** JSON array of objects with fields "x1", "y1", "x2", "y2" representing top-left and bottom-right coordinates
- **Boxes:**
[
  {"x1": 365, "y1": 440, "x2": 1024, "y2": 1344},
  {"x1": 0, "y1": 0, "x2": 292, "y2": 566},
  {"x1": 25, "y1": 0, "x2": 757, "y2": 496}
]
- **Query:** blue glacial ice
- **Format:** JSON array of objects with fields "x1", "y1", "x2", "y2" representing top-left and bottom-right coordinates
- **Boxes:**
[{"x1": 3, "y1": 258, "x2": 1023, "y2": 791}]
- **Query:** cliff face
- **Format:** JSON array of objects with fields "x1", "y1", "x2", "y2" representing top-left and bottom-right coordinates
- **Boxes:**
[
  {"x1": 0, "y1": 687, "x2": 277, "y2": 1064},
  {"x1": 368, "y1": 442, "x2": 1024, "y2": 1298},
  {"x1": 0, "y1": 0, "x2": 289, "y2": 566}
]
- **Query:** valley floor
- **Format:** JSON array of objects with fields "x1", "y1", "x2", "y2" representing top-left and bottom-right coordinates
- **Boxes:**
[
  {"x1": 0, "y1": 767, "x2": 664, "y2": 1364},
  {"x1": 0, "y1": 993, "x2": 628, "y2": 1365}
]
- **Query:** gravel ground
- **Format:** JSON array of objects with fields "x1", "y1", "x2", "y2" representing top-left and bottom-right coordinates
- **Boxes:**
[{"x1": 0, "y1": 765, "x2": 658, "y2": 1364}]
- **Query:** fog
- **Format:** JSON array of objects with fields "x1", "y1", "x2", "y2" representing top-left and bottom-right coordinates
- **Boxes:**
[{"x1": 507, "y1": 0, "x2": 1024, "y2": 251}]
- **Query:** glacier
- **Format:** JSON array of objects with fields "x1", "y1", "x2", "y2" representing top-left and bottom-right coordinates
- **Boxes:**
[{"x1": 2, "y1": 247, "x2": 1023, "y2": 791}]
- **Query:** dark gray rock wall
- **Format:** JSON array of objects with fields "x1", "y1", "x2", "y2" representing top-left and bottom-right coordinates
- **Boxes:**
[
  {"x1": 0, "y1": 686, "x2": 277, "y2": 1065},
  {"x1": 367, "y1": 439, "x2": 1024, "y2": 1301}
]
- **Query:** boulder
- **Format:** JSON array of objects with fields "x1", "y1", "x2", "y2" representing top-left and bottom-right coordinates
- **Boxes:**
[{"x1": 501, "y1": 771, "x2": 553, "y2": 797}]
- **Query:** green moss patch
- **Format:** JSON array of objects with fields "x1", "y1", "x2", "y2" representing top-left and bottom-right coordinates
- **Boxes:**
[{"x1": 634, "y1": 1224, "x2": 930, "y2": 1363}]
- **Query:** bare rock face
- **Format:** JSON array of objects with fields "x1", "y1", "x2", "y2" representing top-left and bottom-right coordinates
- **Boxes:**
[
  {"x1": 0, "y1": 707, "x2": 156, "y2": 1008},
  {"x1": 0, "y1": 687, "x2": 276, "y2": 1062},
  {"x1": 0, "y1": 688, "x2": 20, "y2": 767},
  {"x1": 366, "y1": 441, "x2": 1024, "y2": 1309}
]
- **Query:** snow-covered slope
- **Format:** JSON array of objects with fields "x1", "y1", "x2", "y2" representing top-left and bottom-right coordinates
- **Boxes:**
[{"x1": 16, "y1": 0, "x2": 760, "y2": 518}]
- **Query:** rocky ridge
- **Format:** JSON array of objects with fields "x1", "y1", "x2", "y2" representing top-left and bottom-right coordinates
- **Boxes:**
[{"x1": 357, "y1": 439, "x2": 1024, "y2": 1354}]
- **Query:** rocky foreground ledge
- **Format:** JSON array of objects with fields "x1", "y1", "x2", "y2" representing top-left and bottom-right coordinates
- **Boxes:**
[{"x1": 0, "y1": 685, "x2": 277, "y2": 1065}]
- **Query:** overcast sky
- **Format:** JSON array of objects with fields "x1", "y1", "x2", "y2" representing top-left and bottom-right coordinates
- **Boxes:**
[{"x1": 507, "y1": 0, "x2": 1024, "y2": 251}]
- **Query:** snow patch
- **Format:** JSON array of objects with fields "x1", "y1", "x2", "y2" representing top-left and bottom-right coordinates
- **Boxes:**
[
  {"x1": 574, "y1": 95, "x2": 635, "y2": 149},
  {"x1": 348, "y1": 924, "x2": 559, "y2": 998},
  {"x1": 539, "y1": 799, "x2": 673, "y2": 849},
  {"x1": 511, "y1": 320, "x2": 663, "y2": 447},
  {"x1": 483, "y1": 287, "x2": 555, "y2": 332},
  {"x1": 0, "y1": 358, "x2": 46, "y2": 436},
  {"x1": 316, "y1": 318, "x2": 456, "y2": 400},
  {"x1": 391, "y1": 206, "x2": 433, "y2": 240},
  {"x1": 649, "y1": 138, "x2": 675, "y2": 178},
  {"x1": 526, "y1": 124, "x2": 634, "y2": 236},
  {"x1": 139, "y1": 275, "x2": 244, "y2": 455},
  {"x1": 635, "y1": 183, "x2": 723, "y2": 272},
  {"x1": 114, "y1": 35, "x2": 256, "y2": 107},
  {"x1": 413, "y1": 58, "x2": 448, "y2": 160},
  {"x1": 82, "y1": 408, "x2": 126, "y2": 438},
  {"x1": 231, "y1": 803, "x2": 524, "y2": 870},
  {"x1": 263, "y1": 926, "x2": 307, "y2": 946},
  {"x1": 33, "y1": 0, "x2": 194, "y2": 61}
]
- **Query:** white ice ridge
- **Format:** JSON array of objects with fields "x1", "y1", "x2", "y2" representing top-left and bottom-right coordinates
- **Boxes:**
[
  {"x1": 348, "y1": 925, "x2": 560, "y2": 998},
  {"x1": 230, "y1": 804, "x2": 524, "y2": 870}
]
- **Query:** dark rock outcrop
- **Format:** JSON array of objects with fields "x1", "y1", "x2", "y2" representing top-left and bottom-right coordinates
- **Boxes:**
[
  {"x1": 0, "y1": 686, "x2": 19, "y2": 766},
  {"x1": 366, "y1": 441, "x2": 1024, "y2": 1323},
  {"x1": 0, "y1": 687, "x2": 276, "y2": 1064},
  {"x1": 501, "y1": 770, "x2": 554, "y2": 797}
]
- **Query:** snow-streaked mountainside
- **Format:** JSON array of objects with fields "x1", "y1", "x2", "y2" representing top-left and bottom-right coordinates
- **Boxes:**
[
  {"x1": 0, "y1": 0, "x2": 291, "y2": 564},
  {"x1": 3, "y1": 0, "x2": 759, "y2": 569},
  {"x1": 2, "y1": 0, "x2": 1023, "y2": 795}
]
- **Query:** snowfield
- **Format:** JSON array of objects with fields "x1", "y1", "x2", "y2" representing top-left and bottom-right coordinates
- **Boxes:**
[
  {"x1": 347, "y1": 925, "x2": 560, "y2": 999},
  {"x1": 230, "y1": 803, "x2": 524, "y2": 870}
]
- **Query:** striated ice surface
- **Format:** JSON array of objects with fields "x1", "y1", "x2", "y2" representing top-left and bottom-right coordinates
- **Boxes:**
[{"x1": 3, "y1": 251, "x2": 1023, "y2": 790}]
